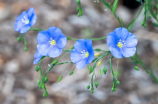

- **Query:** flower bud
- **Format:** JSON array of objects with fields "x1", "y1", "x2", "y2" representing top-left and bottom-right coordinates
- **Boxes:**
[
  {"x1": 95, "y1": 81, "x2": 99, "y2": 88},
  {"x1": 37, "y1": 79, "x2": 40, "y2": 85},
  {"x1": 43, "y1": 92, "x2": 48, "y2": 97},
  {"x1": 51, "y1": 60, "x2": 58, "y2": 65},
  {"x1": 17, "y1": 37, "x2": 21, "y2": 42},
  {"x1": 87, "y1": 85, "x2": 90, "y2": 89},
  {"x1": 100, "y1": 69, "x2": 103, "y2": 75},
  {"x1": 134, "y1": 66, "x2": 139, "y2": 71},
  {"x1": 111, "y1": 87, "x2": 116, "y2": 92},
  {"x1": 58, "y1": 76, "x2": 62, "y2": 83},
  {"x1": 94, "y1": 53, "x2": 100, "y2": 57},
  {"x1": 76, "y1": 7, "x2": 80, "y2": 11},
  {"x1": 91, "y1": 89, "x2": 94, "y2": 94},
  {"x1": 76, "y1": 0, "x2": 80, "y2": 5},
  {"x1": 24, "y1": 47, "x2": 27, "y2": 52},
  {"x1": 35, "y1": 66, "x2": 39, "y2": 71},
  {"x1": 69, "y1": 70, "x2": 73, "y2": 75},
  {"x1": 44, "y1": 76, "x2": 48, "y2": 83},
  {"x1": 148, "y1": 14, "x2": 152, "y2": 19},
  {"x1": 38, "y1": 85, "x2": 42, "y2": 89},
  {"x1": 103, "y1": 67, "x2": 107, "y2": 74},
  {"x1": 116, "y1": 80, "x2": 120, "y2": 85},
  {"x1": 88, "y1": 65, "x2": 93, "y2": 74},
  {"x1": 97, "y1": 60, "x2": 102, "y2": 66},
  {"x1": 70, "y1": 46, "x2": 74, "y2": 50}
]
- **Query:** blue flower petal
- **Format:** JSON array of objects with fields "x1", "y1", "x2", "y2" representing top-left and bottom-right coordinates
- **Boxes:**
[
  {"x1": 70, "y1": 49, "x2": 83, "y2": 63},
  {"x1": 48, "y1": 46, "x2": 62, "y2": 58},
  {"x1": 48, "y1": 27, "x2": 62, "y2": 41},
  {"x1": 121, "y1": 47, "x2": 136, "y2": 58},
  {"x1": 109, "y1": 46, "x2": 123, "y2": 59},
  {"x1": 37, "y1": 44, "x2": 51, "y2": 56},
  {"x1": 114, "y1": 27, "x2": 129, "y2": 40},
  {"x1": 74, "y1": 39, "x2": 87, "y2": 53},
  {"x1": 14, "y1": 12, "x2": 27, "y2": 31},
  {"x1": 34, "y1": 50, "x2": 43, "y2": 58},
  {"x1": 30, "y1": 14, "x2": 37, "y2": 26},
  {"x1": 76, "y1": 58, "x2": 87, "y2": 69},
  {"x1": 33, "y1": 50, "x2": 43, "y2": 64},
  {"x1": 56, "y1": 35, "x2": 67, "y2": 49},
  {"x1": 125, "y1": 33, "x2": 137, "y2": 47},
  {"x1": 85, "y1": 39, "x2": 94, "y2": 64},
  {"x1": 33, "y1": 58, "x2": 41, "y2": 64},
  {"x1": 27, "y1": 7, "x2": 35, "y2": 18},
  {"x1": 37, "y1": 31, "x2": 50, "y2": 44},
  {"x1": 106, "y1": 32, "x2": 118, "y2": 46},
  {"x1": 19, "y1": 25, "x2": 30, "y2": 33}
]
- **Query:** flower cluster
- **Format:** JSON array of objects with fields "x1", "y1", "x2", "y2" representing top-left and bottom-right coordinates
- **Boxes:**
[
  {"x1": 14, "y1": 7, "x2": 139, "y2": 96},
  {"x1": 15, "y1": 7, "x2": 138, "y2": 69}
]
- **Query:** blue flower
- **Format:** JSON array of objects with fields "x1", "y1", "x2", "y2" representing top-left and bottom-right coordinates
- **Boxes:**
[
  {"x1": 37, "y1": 27, "x2": 67, "y2": 58},
  {"x1": 14, "y1": 7, "x2": 37, "y2": 33},
  {"x1": 106, "y1": 27, "x2": 137, "y2": 59},
  {"x1": 33, "y1": 50, "x2": 43, "y2": 64},
  {"x1": 70, "y1": 39, "x2": 94, "y2": 69}
]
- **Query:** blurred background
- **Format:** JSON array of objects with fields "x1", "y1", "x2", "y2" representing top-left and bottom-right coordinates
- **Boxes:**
[{"x1": 0, "y1": 0, "x2": 158, "y2": 104}]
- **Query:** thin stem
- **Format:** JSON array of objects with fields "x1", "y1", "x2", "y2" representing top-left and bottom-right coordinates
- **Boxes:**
[
  {"x1": 101, "y1": 0, "x2": 124, "y2": 27},
  {"x1": 29, "y1": 28, "x2": 43, "y2": 31},
  {"x1": 62, "y1": 63, "x2": 70, "y2": 76},
  {"x1": 43, "y1": 64, "x2": 54, "y2": 77},
  {"x1": 39, "y1": 60, "x2": 48, "y2": 95},
  {"x1": 116, "y1": 59, "x2": 119, "y2": 71},
  {"x1": 58, "y1": 52, "x2": 68, "y2": 61},
  {"x1": 30, "y1": 28, "x2": 107, "y2": 41}
]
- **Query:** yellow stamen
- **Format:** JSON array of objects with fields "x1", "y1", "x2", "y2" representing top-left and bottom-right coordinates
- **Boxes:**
[
  {"x1": 25, "y1": 20, "x2": 29, "y2": 24},
  {"x1": 95, "y1": 53, "x2": 101, "y2": 57},
  {"x1": 97, "y1": 60, "x2": 102, "y2": 66},
  {"x1": 117, "y1": 42, "x2": 123, "y2": 48},
  {"x1": 85, "y1": 52, "x2": 89, "y2": 57},
  {"x1": 50, "y1": 40, "x2": 56, "y2": 45}
]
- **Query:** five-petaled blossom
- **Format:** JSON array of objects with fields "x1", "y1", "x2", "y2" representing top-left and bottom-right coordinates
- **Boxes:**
[
  {"x1": 70, "y1": 39, "x2": 94, "y2": 69},
  {"x1": 106, "y1": 27, "x2": 137, "y2": 59},
  {"x1": 33, "y1": 50, "x2": 43, "y2": 64},
  {"x1": 14, "y1": 7, "x2": 37, "y2": 33},
  {"x1": 37, "y1": 27, "x2": 67, "y2": 58}
]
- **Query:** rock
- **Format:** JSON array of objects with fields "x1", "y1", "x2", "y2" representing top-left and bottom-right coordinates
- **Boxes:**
[
  {"x1": 4, "y1": 59, "x2": 20, "y2": 73},
  {"x1": 39, "y1": 99, "x2": 54, "y2": 104},
  {"x1": 68, "y1": 15, "x2": 90, "y2": 27},
  {"x1": 116, "y1": 6, "x2": 132, "y2": 24},
  {"x1": 2, "y1": 74, "x2": 15, "y2": 96}
]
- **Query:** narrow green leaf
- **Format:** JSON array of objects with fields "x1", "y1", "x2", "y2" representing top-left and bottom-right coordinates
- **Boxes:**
[
  {"x1": 127, "y1": 6, "x2": 144, "y2": 31},
  {"x1": 94, "y1": 49, "x2": 102, "y2": 51},
  {"x1": 114, "y1": 71, "x2": 118, "y2": 78},
  {"x1": 152, "y1": 22, "x2": 158, "y2": 27},
  {"x1": 112, "y1": 0, "x2": 119, "y2": 14}
]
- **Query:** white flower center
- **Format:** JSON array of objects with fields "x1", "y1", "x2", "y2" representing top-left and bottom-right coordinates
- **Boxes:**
[{"x1": 21, "y1": 16, "x2": 29, "y2": 24}]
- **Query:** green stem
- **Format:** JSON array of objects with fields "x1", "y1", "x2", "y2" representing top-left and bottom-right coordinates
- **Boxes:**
[
  {"x1": 39, "y1": 60, "x2": 48, "y2": 95},
  {"x1": 67, "y1": 36, "x2": 107, "y2": 41},
  {"x1": 29, "y1": 28, "x2": 43, "y2": 31},
  {"x1": 127, "y1": 6, "x2": 144, "y2": 31},
  {"x1": 58, "y1": 52, "x2": 68, "y2": 60},
  {"x1": 43, "y1": 64, "x2": 54, "y2": 77},
  {"x1": 101, "y1": 0, "x2": 124, "y2": 27},
  {"x1": 29, "y1": 28, "x2": 107, "y2": 41},
  {"x1": 109, "y1": 56, "x2": 115, "y2": 76}
]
